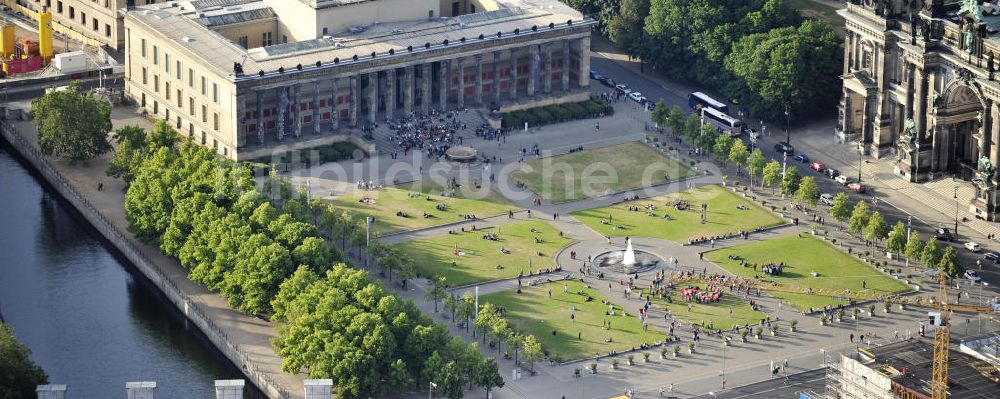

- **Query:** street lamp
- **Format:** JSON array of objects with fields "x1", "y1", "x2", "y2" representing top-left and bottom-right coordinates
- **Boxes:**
[
  {"x1": 428, "y1": 382, "x2": 437, "y2": 399},
  {"x1": 365, "y1": 216, "x2": 374, "y2": 269},
  {"x1": 858, "y1": 142, "x2": 864, "y2": 183},
  {"x1": 954, "y1": 182, "x2": 960, "y2": 235},
  {"x1": 784, "y1": 103, "x2": 791, "y2": 145}
]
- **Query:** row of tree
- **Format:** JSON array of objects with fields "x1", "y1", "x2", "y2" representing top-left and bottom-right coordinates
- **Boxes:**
[
  {"x1": 579, "y1": 0, "x2": 842, "y2": 122},
  {"x1": 0, "y1": 323, "x2": 48, "y2": 398}
]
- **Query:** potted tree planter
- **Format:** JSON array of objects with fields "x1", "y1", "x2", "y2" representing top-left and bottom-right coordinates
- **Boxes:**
[
  {"x1": 852, "y1": 308, "x2": 860, "y2": 320},
  {"x1": 611, "y1": 359, "x2": 620, "y2": 369},
  {"x1": 688, "y1": 342, "x2": 696, "y2": 354},
  {"x1": 837, "y1": 309, "x2": 845, "y2": 323},
  {"x1": 643, "y1": 352, "x2": 650, "y2": 363},
  {"x1": 770, "y1": 325, "x2": 778, "y2": 336},
  {"x1": 898, "y1": 303, "x2": 906, "y2": 311},
  {"x1": 627, "y1": 354, "x2": 634, "y2": 366},
  {"x1": 789, "y1": 320, "x2": 798, "y2": 332},
  {"x1": 672, "y1": 344, "x2": 680, "y2": 358},
  {"x1": 820, "y1": 315, "x2": 828, "y2": 326},
  {"x1": 723, "y1": 336, "x2": 731, "y2": 346},
  {"x1": 754, "y1": 326, "x2": 763, "y2": 340},
  {"x1": 660, "y1": 347, "x2": 668, "y2": 359},
  {"x1": 868, "y1": 304, "x2": 875, "y2": 317},
  {"x1": 883, "y1": 303, "x2": 891, "y2": 314},
  {"x1": 741, "y1": 329, "x2": 749, "y2": 342},
  {"x1": 589, "y1": 362, "x2": 598, "y2": 374}
]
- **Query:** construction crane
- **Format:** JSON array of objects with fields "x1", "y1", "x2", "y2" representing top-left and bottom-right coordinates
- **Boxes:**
[{"x1": 929, "y1": 273, "x2": 998, "y2": 399}]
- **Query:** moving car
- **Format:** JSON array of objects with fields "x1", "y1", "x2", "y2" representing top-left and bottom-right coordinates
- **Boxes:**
[
  {"x1": 793, "y1": 154, "x2": 810, "y2": 163},
  {"x1": 835, "y1": 175, "x2": 850, "y2": 185},
  {"x1": 984, "y1": 252, "x2": 1000, "y2": 263},
  {"x1": 809, "y1": 162, "x2": 825, "y2": 172},
  {"x1": 615, "y1": 84, "x2": 632, "y2": 94},
  {"x1": 820, "y1": 193, "x2": 835, "y2": 205},
  {"x1": 964, "y1": 241, "x2": 982, "y2": 252},
  {"x1": 599, "y1": 77, "x2": 615, "y2": 87},
  {"x1": 629, "y1": 91, "x2": 647, "y2": 104},
  {"x1": 590, "y1": 69, "x2": 601, "y2": 79},
  {"x1": 847, "y1": 182, "x2": 865, "y2": 193},
  {"x1": 774, "y1": 142, "x2": 794, "y2": 154},
  {"x1": 935, "y1": 227, "x2": 954, "y2": 242},
  {"x1": 825, "y1": 168, "x2": 840, "y2": 179},
  {"x1": 964, "y1": 270, "x2": 982, "y2": 283}
]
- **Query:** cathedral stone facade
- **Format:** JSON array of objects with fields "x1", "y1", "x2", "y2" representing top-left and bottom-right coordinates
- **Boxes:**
[{"x1": 839, "y1": 0, "x2": 1000, "y2": 221}]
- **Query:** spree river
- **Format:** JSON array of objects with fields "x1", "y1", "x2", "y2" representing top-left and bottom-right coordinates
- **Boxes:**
[{"x1": 0, "y1": 143, "x2": 258, "y2": 398}]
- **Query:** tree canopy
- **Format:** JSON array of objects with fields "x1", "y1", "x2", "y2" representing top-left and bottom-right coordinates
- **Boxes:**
[
  {"x1": 31, "y1": 81, "x2": 112, "y2": 161},
  {"x1": 0, "y1": 323, "x2": 48, "y2": 399}
]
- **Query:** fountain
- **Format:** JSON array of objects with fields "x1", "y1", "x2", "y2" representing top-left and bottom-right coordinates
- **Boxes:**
[{"x1": 592, "y1": 238, "x2": 663, "y2": 274}]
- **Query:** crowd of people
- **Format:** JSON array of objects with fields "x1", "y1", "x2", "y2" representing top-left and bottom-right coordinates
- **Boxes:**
[{"x1": 384, "y1": 110, "x2": 466, "y2": 157}]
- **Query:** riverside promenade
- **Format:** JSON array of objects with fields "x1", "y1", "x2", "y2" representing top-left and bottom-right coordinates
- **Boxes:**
[{"x1": 0, "y1": 107, "x2": 304, "y2": 399}]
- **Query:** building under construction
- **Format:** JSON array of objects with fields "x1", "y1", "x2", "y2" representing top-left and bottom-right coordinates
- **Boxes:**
[{"x1": 822, "y1": 338, "x2": 999, "y2": 399}]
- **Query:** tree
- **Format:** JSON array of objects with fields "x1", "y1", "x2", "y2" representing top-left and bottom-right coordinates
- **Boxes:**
[
  {"x1": 651, "y1": 98, "x2": 669, "y2": 128},
  {"x1": 729, "y1": 139, "x2": 749, "y2": 174},
  {"x1": 106, "y1": 125, "x2": 148, "y2": 184},
  {"x1": 905, "y1": 232, "x2": 924, "y2": 265},
  {"x1": 885, "y1": 222, "x2": 907, "y2": 256},
  {"x1": 521, "y1": 334, "x2": 543, "y2": 372},
  {"x1": 829, "y1": 193, "x2": 853, "y2": 224},
  {"x1": 666, "y1": 105, "x2": 686, "y2": 135},
  {"x1": 505, "y1": 331, "x2": 523, "y2": 365},
  {"x1": 779, "y1": 167, "x2": 800, "y2": 197},
  {"x1": 426, "y1": 276, "x2": 448, "y2": 313},
  {"x1": 684, "y1": 113, "x2": 703, "y2": 141},
  {"x1": 921, "y1": 237, "x2": 942, "y2": 267},
  {"x1": 713, "y1": 133, "x2": 733, "y2": 163},
  {"x1": 474, "y1": 357, "x2": 505, "y2": 397},
  {"x1": 31, "y1": 80, "x2": 112, "y2": 161},
  {"x1": 443, "y1": 294, "x2": 458, "y2": 321},
  {"x1": 387, "y1": 359, "x2": 411, "y2": 393},
  {"x1": 848, "y1": 201, "x2": 870, "y2": 236},
  {"x1": 698, "y1": 123, "x2": 718, "y2": 152},
  {"x1": 762, "y1": 160, "x2": 782, "y2": 193},
  {"x1": 746, "y1": 149, "x2": 766, "y2": 188},
  {"x1": 795, "y1": 176, "x2": 819, "y2": 206},
  {"x1": 439, "y1": 361, "x2": 466, "y2": 399},
  {"x1": 0, "y1": 323, "x2": 48, "y2": 399},
  {"x1": 939, "y1": 246, "x2": 963, "y2": 278},
  {"x1": 146, "y1": 119, "x2": 180, "y2": 149},
  {"x1": 457, "y1": 292, "x2": 476, "y2": 333},
  {"x1": 864, "y1": 211, "x2": 889, "y2": 247}
]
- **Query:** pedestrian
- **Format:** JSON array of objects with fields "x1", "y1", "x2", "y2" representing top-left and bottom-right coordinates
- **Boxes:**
[
  {"x1": 849, "y1": 333, "x2": 854, "y2": 342},
  {"x1": 548, "y1": 289, "x2": 552, "y2": 298}
]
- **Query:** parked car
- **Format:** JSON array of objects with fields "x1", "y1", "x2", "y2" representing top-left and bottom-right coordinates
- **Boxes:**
[
  {"x1": 835, "y1": 175, "x2": 850, "y2": 185},
  {"x1": 589, "y1": 69, "x2": 601, "y2": 79},
  {"x1": 847, "y1": 182, "x2": 865, "y2": 193},
  {"x1": 964, "y1": 241, "x2": 982, "y2": 252},
  {"x1": 984, "y1": 252, "x2": 1000, "y2": 263},
  {"x1": 809, "y1": 162, "x2": 825, "y2": 172},
  {"x1": 615, "y1": 84, "x2": 632, "y2": 94},
  {"x1": 825, "y1": 168, "x2": 840, "y2": 179},
  {"x1": 935, "y1": 227, "x2": 954, "y2": 242},
  {"x1": 629, "y1": 91, "x2": 646, "y2": 103},
  {"x1": 964, "y1": 270, "x2": 982, "y2": 283},
  {"x1": 600, "y1": 77, "x2": 616, "y2": 87},
  {"x1": 792, "y1": 154, "x2": 809, "y2": 163},
  {"x1": 820, "y1": 193, "x2": 835, "y2": 206},
  {"x1": 774, "y1": 142, "x2": 794, "y2": 154}
]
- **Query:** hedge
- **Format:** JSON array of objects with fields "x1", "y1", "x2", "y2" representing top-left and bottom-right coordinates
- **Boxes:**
[
  {"x1": 247, "y1": 141, "x2": 363, "y2": 168},
  {"x1": 500, "y1": 99, "x2": 614, "y2": 129}
]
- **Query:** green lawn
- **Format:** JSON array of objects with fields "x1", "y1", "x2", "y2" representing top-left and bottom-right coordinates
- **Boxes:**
[
  {"x1": 397, "y1": 220, "x2": 572, "y2": 286},
  {"x1": 572, "y1": 185, "x2": 784, "y2": 243},
  {"x1": 643, "y1": 280, "x2": 766, "y2": 331},
  {"x1": 509, "y1": 141, "x2": 690, "y2": 202},
  {"x1": 482, "y1": 280, "x2": 665, "y2": 362},
  {"x1": 394, "y1": 178, "x2": 512, "y2": 205},
  {"x1": 787, "y1": 0, "x2": 844, "y2": 25},
  {"x1": 327, "y1": 187, "x2": 517, "y2": 234},
  {"x1": 705, "y1": 235, "x2": 911, "y2": 311}
]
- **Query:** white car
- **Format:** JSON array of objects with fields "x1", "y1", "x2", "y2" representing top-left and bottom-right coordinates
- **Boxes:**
[
  {"x1": 964, "y1": 241, "x2": 982, "y2": 252},
  {"x1": 835, "y1": 175, "x2": 850, "y2": 185},
  {"x1": 964, "y1": 270, "x2": 982, "y2": 283},
  {"x1": 820, "y1": 193, "x2": 835, "y2": 206},
  {"x1": 615, "y1": 84, "x2": 632, "y2": 94},
  {"x1": 629, "y1": 91, "x2": 646, "y2": 103}
]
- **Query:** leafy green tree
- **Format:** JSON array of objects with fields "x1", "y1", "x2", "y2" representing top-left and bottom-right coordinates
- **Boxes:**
[
  {"x1": 666, "y1": 104, "x2": 686, "y2": 135},
  {"x1": 939, "y1": 246, "x2": 963, "y2": 278},
  {"x1": 684, "y1": 113, "x2": 703, "y2": 141},
  {"x1": 444, "y1": 294, "x2": 458, "y2": 321},
  {"x1": 457, "y1": 292, "x2": 476, "y2": 333},
  {"x1": 885, "y1": 222, "x2": 907, "y2": 256},
  {"x1": 387, "y1": 359, "x2": 411, "y2": 393},
  {"x1": 921, "y1": 237, "x2": 942, "y2": 267},
  {"x1": 521, "y1": 334, "x2": 543, "y2": 372},
  {"x1": 746, "y1": 149, "x2": 765, "y2": 187},
  {"x1": 905, "y1": 232, "x2": 924, "y2": 265},
  {"x1": 221, "y1": 236, "x2": 293, "y2": 314},
  {"x1": 474, "y1": 357, "x2": 505, "y2": 397},
  {"x1": 31, "y1": 80, "x2": 112, "y2": 161},
  {"x1": 829, "y1": 193, "x2": 852, "y2": 224},
  {"x1": 848, "y1": 201, "x2": 870, "y2": 236},
  {"x1": 762, "y1": 160, "x2": 782, "y2": 193},
  {"x1": 865, "y1": 211, "x2": 889, "y2": 247},
  {"x1": 779, "y1": 167, "x2": 800, "y2": 197},
  {"x1": 698, "y1": 123, "x2": 718, "y2": 151},
  {"x1": 106, "y1": 125, "x2": 148, "y2": 184},
  {"x1": 651, "y1": 99, "x2": 669, "y2": 128},
  {"x1": 713, "y1": 133, "x2": 733, "y2": 163},
  {"x1": 439, "y1": 361, "x2": 466, "y2": 399},
  {"x1": 795, "y1": 176, "x2": 819, "y2": 206},
  {"x1": 729, "y1": 139, "x2": 749, "y2": 173},
  {"x1": 608, "y1": 0, "x2": 650, "y2": 57},
  {"x1": 426, "y1": 276, "x2": 449, "y2": 313},
  {"x1": 125, "y1": 146, "x2": 181, "y2": 242},
  {"x1": 146, "y1": 119, "x2": 180, "y2": 149},
  {"x1": 270, "y1": 266, "x2": 318, "y2": 322},
  {"x1": 0, "y1": 323, "x2": 48, "y2": 398},
  {"x1": 505, "y1": 331, "x2": 523, "y2": 364}
]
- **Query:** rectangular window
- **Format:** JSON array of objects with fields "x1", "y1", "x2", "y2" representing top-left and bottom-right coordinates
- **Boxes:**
[
  {"x1": 213, "y1": 113, "x2": 219, "y2": 131},
  {"x1": 92, "y1": 18, "x2": 98, "y2": 31},
  {"x1": 212, "y1": 83, "x2": 218, "y2": 103},
  {"x1": 165, "y1": 108, "x2": 170, "y2": 121},
  {"x1": 141, "y1": 39, "x2": 147, "y2": 58},
  {"x1": 176, "y1": 90, "x2": 182, "y2": 107},
  {"x1": 189, "y1": 98, "x2": 195, "y2": 115},
  {"x1": 105, "y1": 24, "x2": 111, "y2": 37},
  {"x1": 141, "y1": 67, "x2": 147, "y2": 84},
  {"x1": 57, "y1": 1, "x2": 62, "y2": 13},
  {"x1": 80, "y1": 12, "x2": 85, "y2": 25},
  {"x1": 165, "y1": 54, "x2": 170, "y2": 73},
  {"x1": 165, "y1": 82, "x2": 171, "y2": 100},
  {"x1": 202, "y1": 105, "x2": 207, "y2": 123},
  {"x1": 201, "y1": 76, "x2": 206, "y2": 96},
  {"x1": 176, "y1": 116, "x2": 181, "y2": 129},
  {"x1": 175, "y1": 61, "x2": 181, "y2": 80},
  {"x1": 153, "y1": 75, "x2": 159, "y2": 92},
  {"x1": 189, "y1": 123, "x2": 194, "y2": 138},
  {"x1": 303, "y1": 115, "x2": 312, "y2": 124},
  {"x1": 238, "y1": 36, "x2": 248, "y2": 49},
  {"x1": 153, "y1": 45, "x2": 158, "y2": 65},
  {"x1": 188, "y1": 68, "x2": 194, "y2": 87}
]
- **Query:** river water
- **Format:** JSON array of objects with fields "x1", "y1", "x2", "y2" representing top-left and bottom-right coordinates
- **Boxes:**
[{"x1": 0, "y1": 143, "x2": 258, "y2": 398}]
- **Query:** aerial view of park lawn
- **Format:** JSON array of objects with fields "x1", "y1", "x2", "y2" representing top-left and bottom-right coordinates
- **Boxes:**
[
  {"x1": 396, "y1": 220, "x2": 572, "y2": 286},
  {"x1": 395, "y1": 177, "x2": 513, "y2": 205},
  {"x1": 643, "y1": 279, "x2": 767, "y2": 331},
  {"x1": 705, "y1": 235, "x2": 912, "y2": 311},
  {"x1": 572, "y1": 185, "x2": 784, "y2": 242},
  {"x1": 327, "y1": 186, "x2": 517, "y2": 233},
  {"x1": 510, "y1": 141, "x2": 691, "y2": 202},
  {"x1": 482, "y1": 280, "x2": 665, "y2": 362}
]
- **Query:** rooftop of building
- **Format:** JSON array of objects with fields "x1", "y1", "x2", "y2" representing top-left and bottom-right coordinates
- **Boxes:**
[
  {"x1": 125, "y1": 0, "x2": 592, "y2": 82},
  {"x1": 856, "y1": 338, "x2": 999, "y2": 398}
]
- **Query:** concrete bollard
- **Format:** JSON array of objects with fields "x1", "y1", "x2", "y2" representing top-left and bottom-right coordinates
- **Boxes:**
[
  {"x1": 36, "y1": 384, "x2": 67, "y2": 399},
  {"x1": 304, "y1": 379, "x2": 333, "y2": 399},
  {"x1": 125, "y1": 381, "x2": 156, "y2": 399},
  {"x1": 214, "y1": 380, "x2": 245, "y2": 399}
]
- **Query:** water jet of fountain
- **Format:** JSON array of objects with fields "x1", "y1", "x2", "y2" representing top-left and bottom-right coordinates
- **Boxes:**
[{"x1": 622, "y1": 238, "x2": 636, "y2": 267}]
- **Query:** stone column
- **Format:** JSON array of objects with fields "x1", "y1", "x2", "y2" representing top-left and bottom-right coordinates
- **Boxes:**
[
  {"x1": 474, "y1": 55, "x2": 484, "y2": 105},
  {"x1": 493, "y1": 51, "x2": 501, "y2": 105},
  {"x1": 214, "y1": 380, "x2": 245, "y2": 399},
  {"x1": 237, "y1": 94, "x2": 247, "y2": 147},
  {"x1": 255, "y1": 90, "x2": 264, "y2": 143},
  {"x1": 385, "y1": 69, "x2": 395, "y2": 120},
  {"x1": 292, "y1": 84, "x2": 302, "y2": 138},
  {"x1": 991, "y1": 101, "x2": 1000, "y2": 169},
  {"x1": 542, "y1": 44, "x2": 552, "y2": 94},
  {"x1": 905, "y1": 63, "x2": 915, "y2": 119},
  {"x1": 312, "y1": 85, "x2": 320, "y2": 135},
  {"x1": 509, "y1": 49, "x2": 518, "y2": 100},
  {"x1": 438, "y1": 61, "x2": 448, "y2": 109},
  {"x1": 368, "y1": 72, "x2": 378, "y2": 123},
  {"x1": 422, "y1": 63, "x2": 432, "y2": 113},
  {"x1": 982, "y1": 100, "x2": 993, "y2": 160},
  {"x1": 561, "y1": 40, "x2": 570, "y2": 91},
  {"x1": 403, "y1": 66, "x2": 414, "y2": 115},
  {"x1": 349, "y1": 75, "x2": 358, "y2": 127},
  {"x1": 915, "y1": 67, "x2": 927, "y2": 140},
  {"x1": 527, "y1": 47, "x2": 536, "y2": 97},
  {"x1": 126, "y1": 382, "x2": 156, "y2": 399},
  {"x1": 331, "y1": 78, "x2": 340, "y2": 130},
  {"x1": 456, "y1": 57, "x2": 466, "y2": 109},
  {"x1": 578, "y1": 36, "x2": 591, "y2": 88}
]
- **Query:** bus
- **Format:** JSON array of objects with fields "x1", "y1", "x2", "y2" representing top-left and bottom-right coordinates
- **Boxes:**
[
  {"x1": 688, "y1": 91, "x2": 729, "y2": 113},
  {"x1": 701, "y1": 107, "x2": 744, "y2": 137}
]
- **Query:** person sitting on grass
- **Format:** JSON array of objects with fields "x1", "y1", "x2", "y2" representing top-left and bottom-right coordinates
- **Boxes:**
[{"x1": 500, "y1": 247, "x2": 511, "y2": 254}]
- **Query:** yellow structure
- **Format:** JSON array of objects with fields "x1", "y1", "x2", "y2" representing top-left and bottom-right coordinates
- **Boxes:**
[
  {"x1": 37, "y1": 8, "x2": 52, "y2": 64},
  {"x1": 0, "y1": 23, "x2": 14, "y2": 58}
]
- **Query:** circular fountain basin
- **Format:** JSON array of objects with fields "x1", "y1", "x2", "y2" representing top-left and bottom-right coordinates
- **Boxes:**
[{"x1": 593, "y1": 249, "x2": 663, "y2": 274}]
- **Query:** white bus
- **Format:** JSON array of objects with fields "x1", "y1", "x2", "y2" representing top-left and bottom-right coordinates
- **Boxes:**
[
  {"x1": 702, "y1": 107, "x2": 744, "y2": 136},
  {"x1": 688, "y1": 91, "x2": 729, "y2": 113}
]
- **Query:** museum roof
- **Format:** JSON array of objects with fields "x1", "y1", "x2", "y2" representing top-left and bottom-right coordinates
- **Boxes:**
[
  {"x1": 125, "y1": 0, "x2": 592, "y2": 82},
  {"x1": 858, "y1": 339, "x2": 999, "y2": 399}
]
